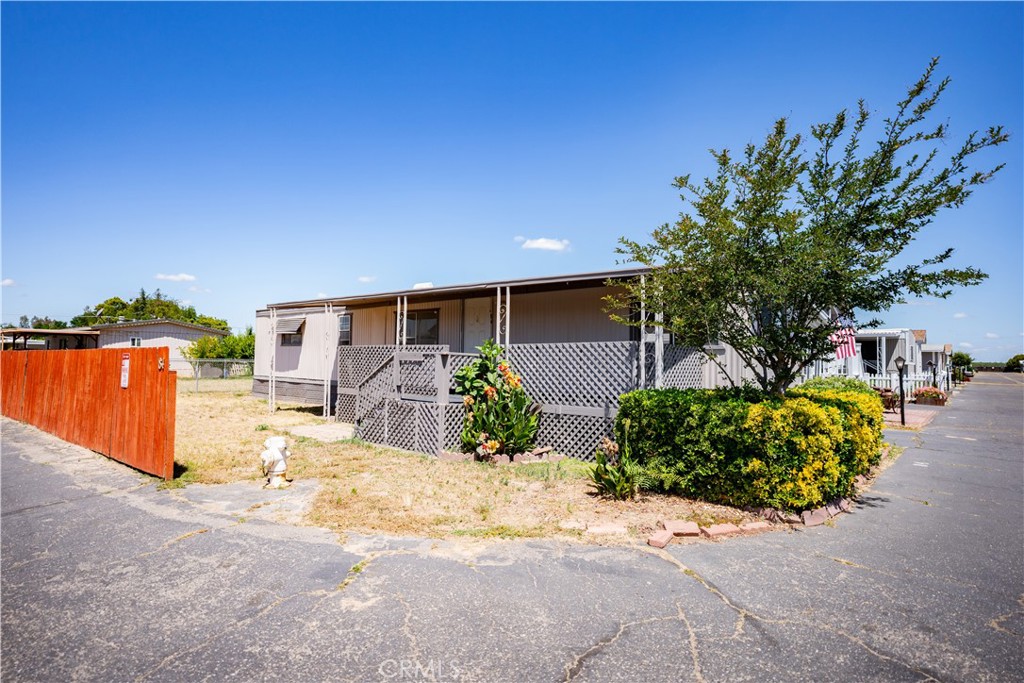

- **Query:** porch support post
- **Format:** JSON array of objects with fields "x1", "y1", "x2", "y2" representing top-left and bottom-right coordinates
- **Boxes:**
[
  {"x1": 654, "y1": 310, "x2": 664, "y2": 389},
  {"x1": 396, "y1": 296, "x2": 408, "y2": 347},
  {"x1": 879, "y1": 337, "x2": 887, "y2": 383},
  {"x1": 268, "y1": 308, "x2": 277, "y2": 413},
  {"x1": 639, "y1": 274, "x2": 646, "y2": 389},
  {"x1": 504, "y1": 286, "x2": 511, "y2": 347},
  {"x1": 495, "y1": 286, "x2": 501, "y2": 345},
  {"x1": 435, "y1": 351, "x2": 446, "y2": 454},
  {"x1": 323, "y1": 302, "x2": 333, "y2": 418}
]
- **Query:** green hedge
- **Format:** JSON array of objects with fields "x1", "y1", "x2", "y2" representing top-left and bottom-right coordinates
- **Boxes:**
[{"x1": 616, "y1": 385, "x2": 884, "y2": 512}]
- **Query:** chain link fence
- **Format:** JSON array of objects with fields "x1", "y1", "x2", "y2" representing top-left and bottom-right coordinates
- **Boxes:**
[{"x1": 180, "y1": 359, "x2": 254, "y2": 392}]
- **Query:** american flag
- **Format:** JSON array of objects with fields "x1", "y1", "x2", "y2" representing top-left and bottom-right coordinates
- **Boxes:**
[{"x1": 830, "y1": 328, "x2": 857, "y2": 360}]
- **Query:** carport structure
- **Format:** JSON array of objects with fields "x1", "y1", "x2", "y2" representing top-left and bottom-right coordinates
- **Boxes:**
[{"x1": 1, "y1": 328, "x2": 99, "y2": 351}]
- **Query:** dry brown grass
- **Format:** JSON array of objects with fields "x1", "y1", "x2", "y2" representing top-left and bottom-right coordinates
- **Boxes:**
[{"x1": 174, "y1": 380, "x2": 759, "y2": 541}]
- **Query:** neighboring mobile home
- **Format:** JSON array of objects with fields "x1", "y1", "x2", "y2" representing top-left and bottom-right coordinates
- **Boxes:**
[
  {"x1": 804, "y1": 327, "x2": 951, "y2": 390},
  {"x1": 90, "y1": 319, "x2": 229, "y2": 374}
]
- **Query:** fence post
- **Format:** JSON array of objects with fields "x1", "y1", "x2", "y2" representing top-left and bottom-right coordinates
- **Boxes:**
[{"x1": 435, "y1": 352, "x2": 446, "y2": 454}]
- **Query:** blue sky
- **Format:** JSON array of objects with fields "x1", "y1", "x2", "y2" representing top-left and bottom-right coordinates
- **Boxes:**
[{"x1": 2, "y1": 2, "x2": 1021, "y2": 361}]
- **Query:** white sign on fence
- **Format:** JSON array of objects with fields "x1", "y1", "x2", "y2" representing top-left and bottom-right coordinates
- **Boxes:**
[{"x1": 120, "y1": 353, "x2": 130, "y2": 389}]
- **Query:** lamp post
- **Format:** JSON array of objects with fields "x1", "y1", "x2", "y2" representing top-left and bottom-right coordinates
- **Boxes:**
[{"x1": 894, "y1": 355, "x2": 906, "y2": 426}]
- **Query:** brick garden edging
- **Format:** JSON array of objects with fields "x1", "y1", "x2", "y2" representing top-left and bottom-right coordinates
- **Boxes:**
[{"x1": 645, "y1": 476, "x2": 884, "y2": 547}]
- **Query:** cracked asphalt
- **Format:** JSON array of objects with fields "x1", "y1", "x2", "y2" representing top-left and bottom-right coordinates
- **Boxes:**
[{"x1": 3, "y1": 374, "x2": 1022, "y2": 682}]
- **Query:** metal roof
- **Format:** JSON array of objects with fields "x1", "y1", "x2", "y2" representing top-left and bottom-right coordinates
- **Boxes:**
[
  {"x1": 262, "y1": 266, "x2": 650, "y2": 311},
  {"x1": 2, "y1": 327, "x2": 99, "y2": 337},
  {"x1": 88, "y1": 318, "x2": 229, "y2": 335},
  {"x1": 854, "y1": 328, "x2": 911, "y2": 337}
]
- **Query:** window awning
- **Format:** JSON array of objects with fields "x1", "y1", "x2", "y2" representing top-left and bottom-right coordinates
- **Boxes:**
[{"x1": 276, "y1": 317, "x2": 305, "y2": 334}]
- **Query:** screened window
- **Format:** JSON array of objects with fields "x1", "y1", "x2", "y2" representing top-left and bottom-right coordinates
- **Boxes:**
[
  {"x1": 404, "y1": 310, "x2": 439, "y2": 345},
  {"x1": 277, "y1": 317, "x2": 304, "y2": 346},
  {"x1": 338, "y1": 314, "x2": 352, "y2": 346},
  {"x1": 130, "y1": 337, "x2": 142, "y2": 347}
]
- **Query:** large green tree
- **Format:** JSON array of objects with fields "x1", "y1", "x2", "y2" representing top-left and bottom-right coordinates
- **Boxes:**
[
  {"x1": 70, "y1": 289, "x2": 228, "y2": 331},
  {"x1": 612, "y1": 59, "x2": 1007, "y2": 394}
]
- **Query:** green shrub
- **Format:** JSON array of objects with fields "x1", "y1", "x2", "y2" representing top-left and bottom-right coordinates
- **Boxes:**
[
  {"x1": 616, "y1": 384, "x2": 884, "y2": 511},
  {"x1": 797, "y1": 376, "x2": 876, "y2": 396},
  {"x1": 616, "y1": 388, "x2": 764, "y2": 501},
  {"x1": 1005, "y1": 354, "x2": 1024, "y2": 373}
]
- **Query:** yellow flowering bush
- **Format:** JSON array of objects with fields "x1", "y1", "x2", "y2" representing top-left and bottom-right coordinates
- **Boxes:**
[
  {"x1": 743, "y1": 398, "x2": 844, "y2": 509},
  {"x1": 787, "y1": 387, "x2": 884, "y2": 476}
]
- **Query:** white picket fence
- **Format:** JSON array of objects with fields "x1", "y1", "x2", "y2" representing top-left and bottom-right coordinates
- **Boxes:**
[{"x1": 862, "y1": 373, "x2": 948, "y2": 393}]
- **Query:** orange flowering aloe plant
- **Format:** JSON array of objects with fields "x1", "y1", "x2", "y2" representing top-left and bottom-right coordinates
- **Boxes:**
[{"x1": 453, "y1": 339, "x2": 540, "y2": 458}]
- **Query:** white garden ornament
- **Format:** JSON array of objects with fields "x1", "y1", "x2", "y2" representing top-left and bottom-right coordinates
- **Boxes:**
[{"x1": 260, "y1": 436, "x2": 291, "y2": 489}]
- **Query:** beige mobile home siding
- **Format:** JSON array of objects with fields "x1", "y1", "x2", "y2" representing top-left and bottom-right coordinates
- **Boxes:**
[
  {"x1": 351, "y1": 307, "x2": 389, "y2": 346},
  {"x1": 509, "y1": 286, "x2": 629, "y2": 344},
  {"x1": 98, "y1": 323, "x2": 217, "y2": 374},
  {"x1": 257, "y1": 307, "x2": 339, "y2": 382}
]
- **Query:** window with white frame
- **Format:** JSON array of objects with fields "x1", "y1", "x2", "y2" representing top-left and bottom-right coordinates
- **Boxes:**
[{"x1": 130, "y1": 337, "x2": 142, "y2": 347}]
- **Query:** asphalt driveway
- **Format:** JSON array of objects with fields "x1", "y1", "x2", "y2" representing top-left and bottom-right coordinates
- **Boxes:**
[{"x1": 2, "y1": 374, "x2": 1021, "y2": 682}]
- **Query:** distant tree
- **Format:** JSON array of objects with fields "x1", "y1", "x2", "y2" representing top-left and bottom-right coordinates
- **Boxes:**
[
  {"x1": 610, "y1": 59, "x2": 1006, "y2": 394},
  {"x1": 18, "y1": 315, "x2": 29, "y2": 328},
  {"x1": 1005, "y1": 354, "x2": 1024, "y2": 372},
  {"x1": 195, "y1": 315, "x2": 230, "y2": 332},
  {"x1": 30, "y1": 316, "x2": 68, "y2": 329},
  {"x1": 71, "y1": 297, "x2": 130, "y2": 326},
  {"x1": 181, "y1": 336, "x2": 224, "y2": 360},
  {"x1": 127, "y1": 288, "x2": 151, "y2": 320},
  {"x1": 951, "y1": 351, "x2": 974, "y2": 368},
  {"x1": 69, "y1": 290, "x2": 228, "y2": 330},
  {"x1": 182, "y1": 330, "x2": 255, "y2": 360}
]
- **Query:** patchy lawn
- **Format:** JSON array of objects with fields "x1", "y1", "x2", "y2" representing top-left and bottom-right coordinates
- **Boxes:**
[{"x1": 174, "y1": 379, "x2": 760, "y2": 542}]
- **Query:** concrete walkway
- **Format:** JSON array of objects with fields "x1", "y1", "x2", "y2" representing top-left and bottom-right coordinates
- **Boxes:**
[
  {"x1": 2, "y1": 375, "x2": 1021, "y2": 681},
  {"x1": 882, "y1": 402, "x2": 939, "y2": 429}
]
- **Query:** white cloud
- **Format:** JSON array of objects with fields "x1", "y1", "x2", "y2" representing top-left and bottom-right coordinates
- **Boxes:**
[
  {"x1": 953, "y1": 312, "x2": 967, "y2": 319},
  {"x1": 155, "y1": 273, "x2": 196, "y2": 282},
  {"x1": 958, "y1": 342, "x2": 974, "y2": 348},
  {"x1": 984, "y1": 332, "x2": 999, "y2": 339},
  {"x1": 513, "y1": 236, "x2": 525, "y2": 243},
  {"x1": 187, "y1": 285, "x2": 212, "y2": 293},
  {"x1": 1, "y1": 278, "x2": 14, "y2": 287},
  {"x1": 357, "y1": 275, "x2": 377, "y2": 284},
  {"x1": 316, "y1": 292, "x2": 327, "y2": 298},
  {"x1": 521, "y1": 237, "x2": 570, "y2": 252}
]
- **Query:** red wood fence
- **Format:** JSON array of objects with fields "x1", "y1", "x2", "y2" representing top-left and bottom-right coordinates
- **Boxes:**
[{"x1": 1, "y1": 348, "x2": 177, "y2": 479}]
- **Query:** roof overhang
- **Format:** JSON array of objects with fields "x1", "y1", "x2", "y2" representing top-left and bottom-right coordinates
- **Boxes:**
[
  {"x1": 89, "y1": 318, "x2": 229, "y2": 335},
  {"x1": 262, "y1": 267, "x2": 650, "y2": 312},
  {"x1": 2, "y1": 328, "x2": 100, "y2": 338}
]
